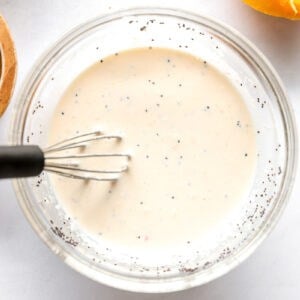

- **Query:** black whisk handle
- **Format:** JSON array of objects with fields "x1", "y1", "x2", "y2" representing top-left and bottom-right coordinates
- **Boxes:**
[{"x1": 0, "y1": 145, "x2": 44, "y2": 179}]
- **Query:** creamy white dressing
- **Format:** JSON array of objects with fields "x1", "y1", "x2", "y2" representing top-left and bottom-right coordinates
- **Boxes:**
[{"x1": 49, "y1": 48, "x2": 256, "y2": 252}]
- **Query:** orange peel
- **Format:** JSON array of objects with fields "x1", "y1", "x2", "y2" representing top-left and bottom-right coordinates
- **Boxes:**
[
  {"x1": 243, "y1": 0, "x2": 300, "y2": 20},
  {"x1": 0, "y1": 15, "x2": 17, "y2": 116}
]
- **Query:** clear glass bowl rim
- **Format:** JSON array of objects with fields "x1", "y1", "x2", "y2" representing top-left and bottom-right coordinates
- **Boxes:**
[{"x1": 9, "y1": 7, "x2": 298, "y2": 293}]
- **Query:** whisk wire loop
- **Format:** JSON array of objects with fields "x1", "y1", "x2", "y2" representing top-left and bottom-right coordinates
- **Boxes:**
[{"x1": 43, "y1": 131, "x2": 130, "y2": 181}]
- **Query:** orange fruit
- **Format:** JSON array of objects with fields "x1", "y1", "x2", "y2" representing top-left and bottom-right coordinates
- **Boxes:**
[
  {"x1": 0, "y1": 15, "x2": 17, "y2": 117},
  {"x1": 243, "y1": 0, "x2": 300, "y2": 20}
]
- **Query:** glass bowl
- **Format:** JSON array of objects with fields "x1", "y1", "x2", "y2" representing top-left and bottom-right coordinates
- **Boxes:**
[{"x1": 10, "y1": 8, "x2": 297, "y2": 293}]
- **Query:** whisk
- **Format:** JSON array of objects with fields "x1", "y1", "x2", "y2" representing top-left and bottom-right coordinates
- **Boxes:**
[{"x1": 0, "y1": 131, "x2": 130, "y2": 181}]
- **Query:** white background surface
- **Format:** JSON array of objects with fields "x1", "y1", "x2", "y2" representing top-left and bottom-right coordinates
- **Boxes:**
[{"x1": 0, "y1": 0, "x2": 299, "y2": 299}]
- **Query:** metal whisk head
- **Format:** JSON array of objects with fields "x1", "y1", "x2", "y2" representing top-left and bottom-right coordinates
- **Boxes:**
[{"x1": 43, "y1": 131, "x2": 130, "y2": 181}]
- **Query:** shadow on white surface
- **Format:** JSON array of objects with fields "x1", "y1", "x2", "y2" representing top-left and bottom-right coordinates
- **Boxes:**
[{"x1": 239, "y1": 6, "x2": 300, "y2": 90}]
